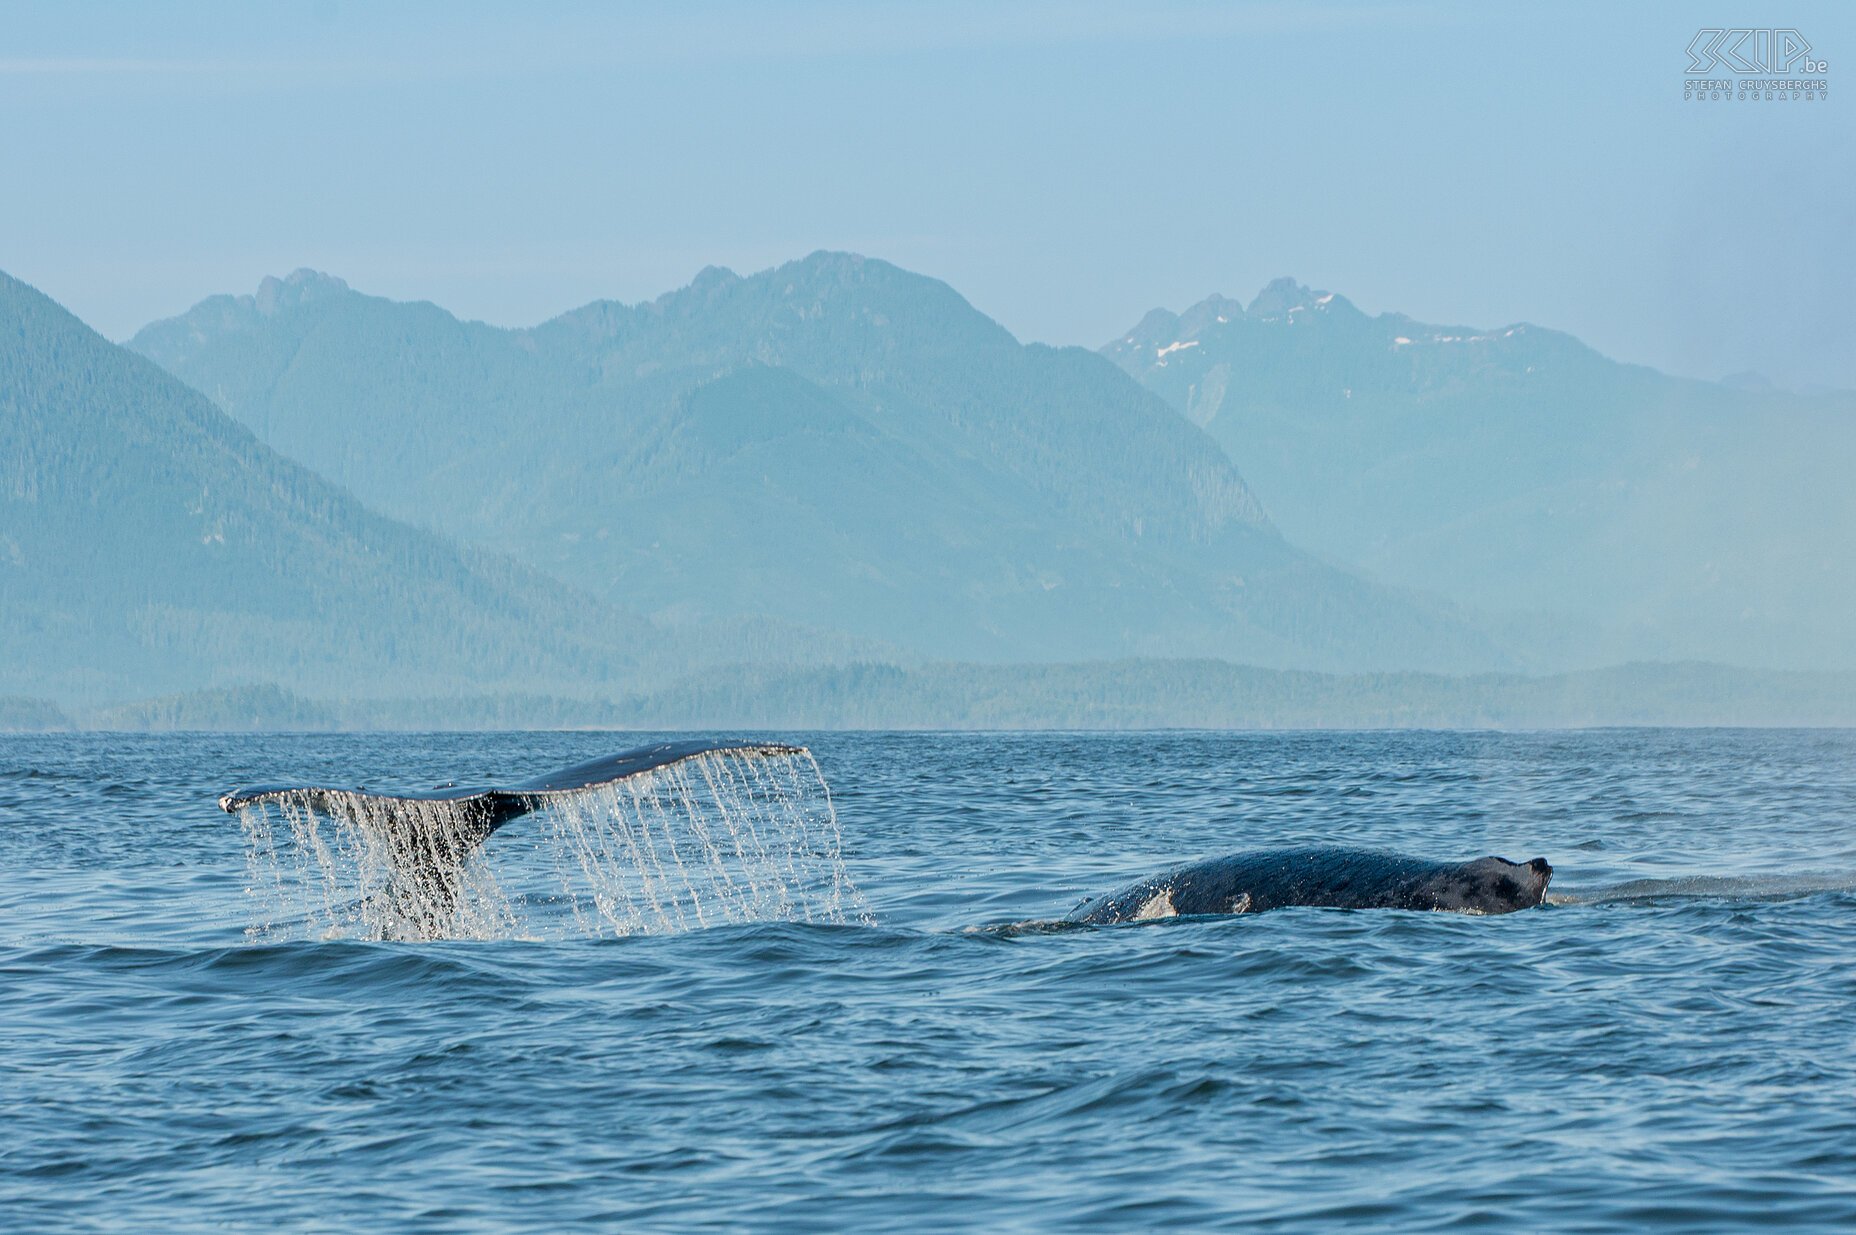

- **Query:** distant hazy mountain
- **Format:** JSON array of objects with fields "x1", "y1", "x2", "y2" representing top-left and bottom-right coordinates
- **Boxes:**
[
  {"x1": 52, "y1": 661, "x2": 1856, "y2": 733},
  {"x1": 1105, "y1": 280, "x2": 1856, "y2": 669},
  {"x1": 0, "y1": 269, "x2": 673, "y2": 703},
  {"x1": 130, "y1": 256, "x2": 1500, "y2": 671}
]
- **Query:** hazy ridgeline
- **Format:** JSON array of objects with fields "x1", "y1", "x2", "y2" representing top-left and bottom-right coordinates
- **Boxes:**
[
  {"x1": 2, "y1": 254, "x2": 1851, "y2": 723},
  {"x1": 126, "y1": 257, "x2": 1497, "y2": 672},
  {"x1": 12, "y1": 662, "x2": 1850, "y2": 733},
  {"x1": 1106, "y1": 280, "x2": 1856, "y2": 670},
  {"x1": 0, "y1": 268, "x2": 882, "y2": 706}
]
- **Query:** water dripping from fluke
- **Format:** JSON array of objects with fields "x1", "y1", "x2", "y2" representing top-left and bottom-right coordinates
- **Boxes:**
[{"x1": 226, "y1": 741, "x2": 869, "y2": 942}]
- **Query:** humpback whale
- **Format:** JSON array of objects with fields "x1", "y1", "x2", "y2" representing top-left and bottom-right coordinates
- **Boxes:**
[
  {"x1": 222, "y1": 754, "x2": 1552, "y2": 934},
  {"x1": 220, "y1": 741, "x2": 807, "y2": 929},
  {"x1": 1068, "y1": 846, "x2": 1552, "y2": 923}
]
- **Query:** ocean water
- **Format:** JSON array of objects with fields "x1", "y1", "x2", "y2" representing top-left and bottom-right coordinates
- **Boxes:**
[{"x1": 3, "y1": 729, "x2": 1854, "y2": 1232}]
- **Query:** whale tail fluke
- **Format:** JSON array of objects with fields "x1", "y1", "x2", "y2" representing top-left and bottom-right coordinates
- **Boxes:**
[
  {"x1": 218, "y1": 740, "x2": 806, "y2": 831},
  {"x1": 222, "y1": 741, "x2": 815, "y2": 938}
]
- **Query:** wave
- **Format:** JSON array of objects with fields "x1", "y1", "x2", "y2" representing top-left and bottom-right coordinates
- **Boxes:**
[{"x1": 1548, "y1": 872, "x2": 1856, "y2": 906}]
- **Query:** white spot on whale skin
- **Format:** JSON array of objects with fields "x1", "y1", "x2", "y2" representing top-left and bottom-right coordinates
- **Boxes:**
[
  {"x1": 1133, "y1": 887, "x2": 1178, "y2": 920},
  {"x1": 1228, "y1": 892, "x2": 1252, "y2": 914}
]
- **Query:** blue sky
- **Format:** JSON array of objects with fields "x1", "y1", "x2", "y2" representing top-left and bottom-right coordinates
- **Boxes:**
[{"x1": 3, "y1": 0, "x2": 1851, "y2": 387}]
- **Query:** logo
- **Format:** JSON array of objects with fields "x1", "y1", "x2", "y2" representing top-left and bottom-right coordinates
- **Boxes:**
[
  {"x1": 1686, "y1": 29, "x2": 1824, "y2": 74},
  {"x1": 1683, "y1": 28, "x2": 1829, "y2": 102}
]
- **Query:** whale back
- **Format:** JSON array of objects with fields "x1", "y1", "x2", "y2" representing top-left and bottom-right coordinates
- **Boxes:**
[{"x1": 1070, "y1": 846, "x2": 1552, "y2": 923}]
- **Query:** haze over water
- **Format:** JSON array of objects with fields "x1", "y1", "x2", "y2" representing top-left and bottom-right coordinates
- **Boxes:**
[{"x1": 4, "y1": 729, "x2": 1854, "y2": 1231}]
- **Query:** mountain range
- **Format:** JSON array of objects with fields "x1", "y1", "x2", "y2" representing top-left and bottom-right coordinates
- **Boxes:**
[
  {"x1": 0, "y1": 269, "x2": 640, "y2": 701},
  {"x1": 3, "y1": 251, "x2": 1843, "y2": 712},
  {"x1": 128, "y1": 255, "x2": 1498, "y2": 671},
  {"x1": 0, "y1": 270, "x2": 840, "y2": 703},
  {"x1": 1104, "y1": 280, "x2": 1856, "y2": 669}
]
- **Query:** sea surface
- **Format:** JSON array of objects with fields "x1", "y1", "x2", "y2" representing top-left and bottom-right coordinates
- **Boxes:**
[{"x1": 3, "y1": 729, "x2": 1855, "y2": 1232}]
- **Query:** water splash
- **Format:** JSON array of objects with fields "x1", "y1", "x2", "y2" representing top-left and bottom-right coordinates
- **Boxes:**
[{"x1": 238, "y1": 748, "x2": 867, "y2": 941}]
